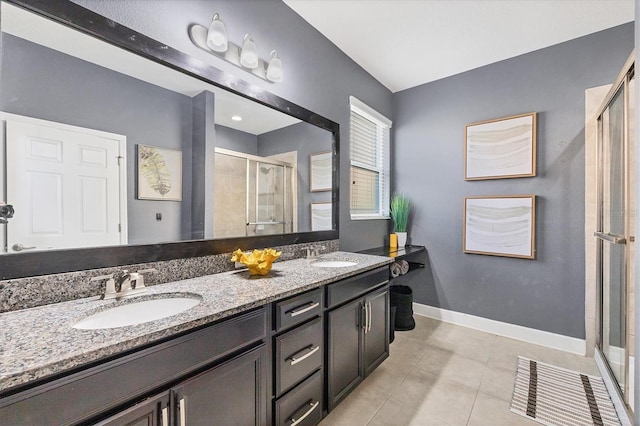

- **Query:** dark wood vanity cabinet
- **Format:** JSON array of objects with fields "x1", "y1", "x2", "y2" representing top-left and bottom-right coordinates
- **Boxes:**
[
  {"x1": 325, "y1": 267, "x2": 390, "y2": 411},
  {"x1": 0, "y1": 308, "x2": 269, "y2": 425},
  {"x1": 0, "y1": 266, "x2": 392, "y2": 426}
]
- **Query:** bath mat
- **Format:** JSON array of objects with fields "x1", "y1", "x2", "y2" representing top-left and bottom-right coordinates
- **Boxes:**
[{"x1": 510, "y1": 356, "x2": 620, "y2": 426}]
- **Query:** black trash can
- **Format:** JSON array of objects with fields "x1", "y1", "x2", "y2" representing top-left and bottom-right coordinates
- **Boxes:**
[
  {"x1": 389, "y1": 306, "x2": 397, "y2": 343},
  {"x1": 390, "y1": 285, "x2": 415, "y2": 331}
]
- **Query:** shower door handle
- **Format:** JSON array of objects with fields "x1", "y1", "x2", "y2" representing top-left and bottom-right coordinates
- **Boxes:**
[{"x1": 594, "y1": 232, "x2": 626, "y2": 244}]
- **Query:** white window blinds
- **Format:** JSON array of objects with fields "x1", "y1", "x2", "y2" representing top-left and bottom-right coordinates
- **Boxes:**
[{"x1": 349, "y1": 96, "x2": 391, "y2": 219}]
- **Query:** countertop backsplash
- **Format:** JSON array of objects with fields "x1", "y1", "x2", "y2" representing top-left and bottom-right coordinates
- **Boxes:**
[{"x1": 0, "y1": 240, "x2": 339, "y2": 313}]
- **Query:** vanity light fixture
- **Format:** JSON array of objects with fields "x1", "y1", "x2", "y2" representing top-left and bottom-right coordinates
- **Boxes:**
[
  {"x1": 266, "y1": 50, "x2": 283, "y2": 83},
  {"x1": 206, "y1": 13, "x2": 228, "y2": 52},
  {"x1": 189, "y1": 14, "x2": 284, "y2": 83},
  {"x1": 239, "y1": 34, "x2": 259, "y2": 69}
]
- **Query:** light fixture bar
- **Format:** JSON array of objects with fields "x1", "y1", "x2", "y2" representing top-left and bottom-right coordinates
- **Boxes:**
[{"x1": 189, "y1": 23, "x2": 282, "y2": 83}]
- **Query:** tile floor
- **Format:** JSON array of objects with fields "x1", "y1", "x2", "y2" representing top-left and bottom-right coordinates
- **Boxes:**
[{"x1": 320, "y1": 315, "x2": 600, "y2": 426}]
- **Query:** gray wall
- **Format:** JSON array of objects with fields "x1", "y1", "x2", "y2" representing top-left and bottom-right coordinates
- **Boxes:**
[
  {"x1": 72, "y1": 0, "x2": 395, "y2": 251},
  {"x1": 215, "y1": 125, "x2": 258, "y2": 154},
  {"x1": 393, "y1": 23, "x2": 634, "y2": 339},
  {"x1": 1, "y1": 34, "x2": 193, "y2": 245},
  {"x1": 259, "y1": 122, "x2": 333, "y2": 232}
]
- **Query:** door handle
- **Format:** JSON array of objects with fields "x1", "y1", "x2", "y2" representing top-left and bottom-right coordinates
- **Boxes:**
[
  {"x1": 367, "y1": 301, "x2": 373, "y2": 333},
  {"x1": 12, "y1": 243, "x2": 36, "y2": 251},
  {"x1": 161, "y1": 406, "x2": 169, "y2": 426},
  {"x1": 179, "y1": 397, "x2": 186, "y2": 426},
  {"x1": 594, "y1": 232, "x2": 627, "y2": 244}
]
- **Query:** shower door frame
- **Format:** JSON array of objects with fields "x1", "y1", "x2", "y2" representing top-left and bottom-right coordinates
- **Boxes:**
[
  {"x1": 594, "y1": 53, "x2": 635, "y2": 415},
  {"x1": 214, "y1": 147, "x2": 296, "y2": 238}
]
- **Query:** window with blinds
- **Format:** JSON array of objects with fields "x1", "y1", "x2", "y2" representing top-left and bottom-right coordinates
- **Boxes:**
[{"x1": 349, "y1": 96, "x2": 391, "y2": 219}]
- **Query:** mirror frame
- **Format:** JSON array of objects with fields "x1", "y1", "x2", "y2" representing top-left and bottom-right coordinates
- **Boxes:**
[{"x1": 0, "y1": 0, "x2": 340, "y2": 280}]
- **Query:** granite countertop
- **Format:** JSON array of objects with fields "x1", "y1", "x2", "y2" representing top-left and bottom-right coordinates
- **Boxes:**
[{"x1": 0, "y1": 251, "x2": 392, "y2": 393}]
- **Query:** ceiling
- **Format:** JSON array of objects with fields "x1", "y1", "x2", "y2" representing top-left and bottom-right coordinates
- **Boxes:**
[{"x1": 284, "y1": 0, "x2": 635, "y2": 93}]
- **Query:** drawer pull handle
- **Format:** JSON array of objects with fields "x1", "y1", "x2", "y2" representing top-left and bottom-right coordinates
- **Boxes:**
[
  {"x1": 290, "y1": 400, "x2": 320, "y2": 426},
  {"x1": 289, "y1": 345, "x2": 320, "y2": 366},
  {"x1": 289, "y1": 301, "x2": 320, "y2": 317}
]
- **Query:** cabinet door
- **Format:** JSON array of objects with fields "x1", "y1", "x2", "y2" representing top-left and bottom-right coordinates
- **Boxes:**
[
  {"x1": 326, "y1": 298, "x2": 363, "y2": 411},
  {"x1": 363, "y1": 286, "x2": 389, "y2": 376},
  {"x1": 95, "y1": 392, "x2": 170, "y2": 426},
  {"x1": 173, "y1": 344, "x2": 268, "y2": 426}
]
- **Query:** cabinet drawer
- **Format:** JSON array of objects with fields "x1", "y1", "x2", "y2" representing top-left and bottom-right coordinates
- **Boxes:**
[
  {"x1": 275, "y1": 317, "x2": 323, "y2": 396},
  {"x1": 275, "y1": 371, "x2": 323, "y2": 426},
  {"x1": 326, "y1": 267, "x2": 388, "y2": 309},
  {"x1": 275, "y1": 288, "x2": 323, "y2": 332}
]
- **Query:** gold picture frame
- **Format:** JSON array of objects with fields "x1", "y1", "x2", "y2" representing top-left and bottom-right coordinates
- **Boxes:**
[
  {"x1": 463, "y1": 195, "x2": 536, "y2": 259},
  {"x1": 464, "y1": 112, "x2": 537, "y2": 180}
]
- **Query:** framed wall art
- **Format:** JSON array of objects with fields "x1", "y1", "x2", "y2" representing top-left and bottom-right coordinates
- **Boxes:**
[
  {"x1": 464, "y1": 112, "x2": 536, "y2": 180},
  {"x1": 463, "y1": 195, "x2": 536, "y2": 259},
  {"x1": 137, "y1": 144, "x2": 182, "y2": 201},
  {"x1": 311, "y1": 202, "x2": 332, "y2": 231},
  {"x1": 310, "y1": 151, "x2": 332, "y2": 192}
]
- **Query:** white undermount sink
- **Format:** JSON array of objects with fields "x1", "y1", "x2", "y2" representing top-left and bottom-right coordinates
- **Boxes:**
[
  {"x1": 311, "y1": 260, "x2": 358, "y2": 268},
  {"x1": 73, "y1": 296, "x2": 201, "y2": 330}
]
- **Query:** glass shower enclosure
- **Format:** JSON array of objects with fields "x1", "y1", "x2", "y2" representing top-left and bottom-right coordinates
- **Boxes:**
[
  {"x1": 595, "y1": 58, "x2": 635, "y2": 413},
  {"x1": 213, "y1": 148, "x2": 295, "y2": 238}
]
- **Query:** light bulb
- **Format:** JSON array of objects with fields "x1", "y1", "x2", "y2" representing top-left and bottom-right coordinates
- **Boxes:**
[
  {"x1": 266, "y1": 50, "x2": 283, "y2": 82},
  {"x1": 240, "y1": 34, "x2": 259, "y2": 69},
  {"x1": 206, "y1": 13, "x2": 228, "y2": 52}
]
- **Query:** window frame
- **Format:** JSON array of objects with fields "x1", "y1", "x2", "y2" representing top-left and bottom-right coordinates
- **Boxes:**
[{"x1": 349, "y1": 96, "x2": 392, "y2": 220}]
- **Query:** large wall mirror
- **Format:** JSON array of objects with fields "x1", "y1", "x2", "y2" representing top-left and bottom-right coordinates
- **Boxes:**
[{"x1": 0, "y1": 0, "x2": 339, "y2": 279}]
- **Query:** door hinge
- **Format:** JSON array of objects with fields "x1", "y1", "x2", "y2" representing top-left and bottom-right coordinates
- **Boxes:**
[{"x1": 118, "y1": 223, "x2": 121, "y2": 233}]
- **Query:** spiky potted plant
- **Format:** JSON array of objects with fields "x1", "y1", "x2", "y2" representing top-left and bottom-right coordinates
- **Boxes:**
[{"x1": 390, "y1": 193, "x2": 410, "y2": 246}]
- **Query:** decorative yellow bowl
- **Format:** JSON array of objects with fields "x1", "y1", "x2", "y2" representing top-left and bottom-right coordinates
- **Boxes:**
[{"x1": 231, "y1": 248, "x2": 282, "y2": 276}]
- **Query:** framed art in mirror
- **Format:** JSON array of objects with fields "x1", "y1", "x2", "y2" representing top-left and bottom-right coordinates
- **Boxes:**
[
  {"x1": 137, "y1": 145, "x2": 182, "y2": 201},
  {"x1": 310, "y1": 151, "x2": 332, "y2": 192}
]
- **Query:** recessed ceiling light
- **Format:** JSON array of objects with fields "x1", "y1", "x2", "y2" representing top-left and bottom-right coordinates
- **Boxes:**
[{"x1": 232, "y1": 115, "x2": 242, "y2": 121}]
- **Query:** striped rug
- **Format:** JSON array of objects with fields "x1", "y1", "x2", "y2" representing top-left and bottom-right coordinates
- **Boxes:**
[{"x1": 510, "y1": 357, "x2": 620, "y2": 426}]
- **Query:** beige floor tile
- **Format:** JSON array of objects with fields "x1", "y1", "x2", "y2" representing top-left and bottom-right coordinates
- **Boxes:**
[
  {"x1": 384, "y1": 372, "x2": 478, "y2": 425},
  {"x1": 414, "y1": 346, "x2": 486, "y2": 390},
  {"x1": 320, "y1": 385, "x2": 387, "y2": 426},
  {"x1": 478, "y1": 364, "x2": 517, "y2": 402},
  {"x1": 426, "y1": 332, "x2": 496, "y2": 364},
  {"x1": 552, "y1": 351, "x2": 600, "y2": 376},
  {"x1": 367, "y1": 399, "x2": 453, "y2": 426},
  {"x1": 359, "y1": 357, "x2": 414, "y2": 396},
  {"x1": 467, "y1": 392, "x2": 539, "y2": 426},
  {"x1": 388, "y1": 334, "x2": 431, "y2": 367},
  {"x1": 487, "y1": 336, "x2": 559, "y2": 373}
]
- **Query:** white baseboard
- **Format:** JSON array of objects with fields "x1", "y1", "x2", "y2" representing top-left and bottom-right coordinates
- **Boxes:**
[{"x1": 413, "y1": 302, "x2": 586, "y2": 355}]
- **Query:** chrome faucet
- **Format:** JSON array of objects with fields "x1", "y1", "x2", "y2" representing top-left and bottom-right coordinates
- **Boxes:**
[
  {"x1": 304, "y1": 245, "x2": 325, "y2": 260},
  {"x1": 91, "y1": 268, "x2": 157, "y2": 300}
]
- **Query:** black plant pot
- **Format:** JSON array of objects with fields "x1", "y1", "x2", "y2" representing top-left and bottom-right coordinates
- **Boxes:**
[{"x1": 390, "y1": 285, "x2": 415, "y2": 331}]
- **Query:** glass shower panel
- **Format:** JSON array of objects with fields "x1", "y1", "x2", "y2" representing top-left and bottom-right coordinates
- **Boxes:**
[
  {"x1": 213, "y1": 153, "x2": 248, "y2": 238},
  {"x1": 599, "y1": 86, "x2": 626, "y2": 392},
  {"x1": 253, "y1": 161, "x2": 286, "y2": 236}
]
